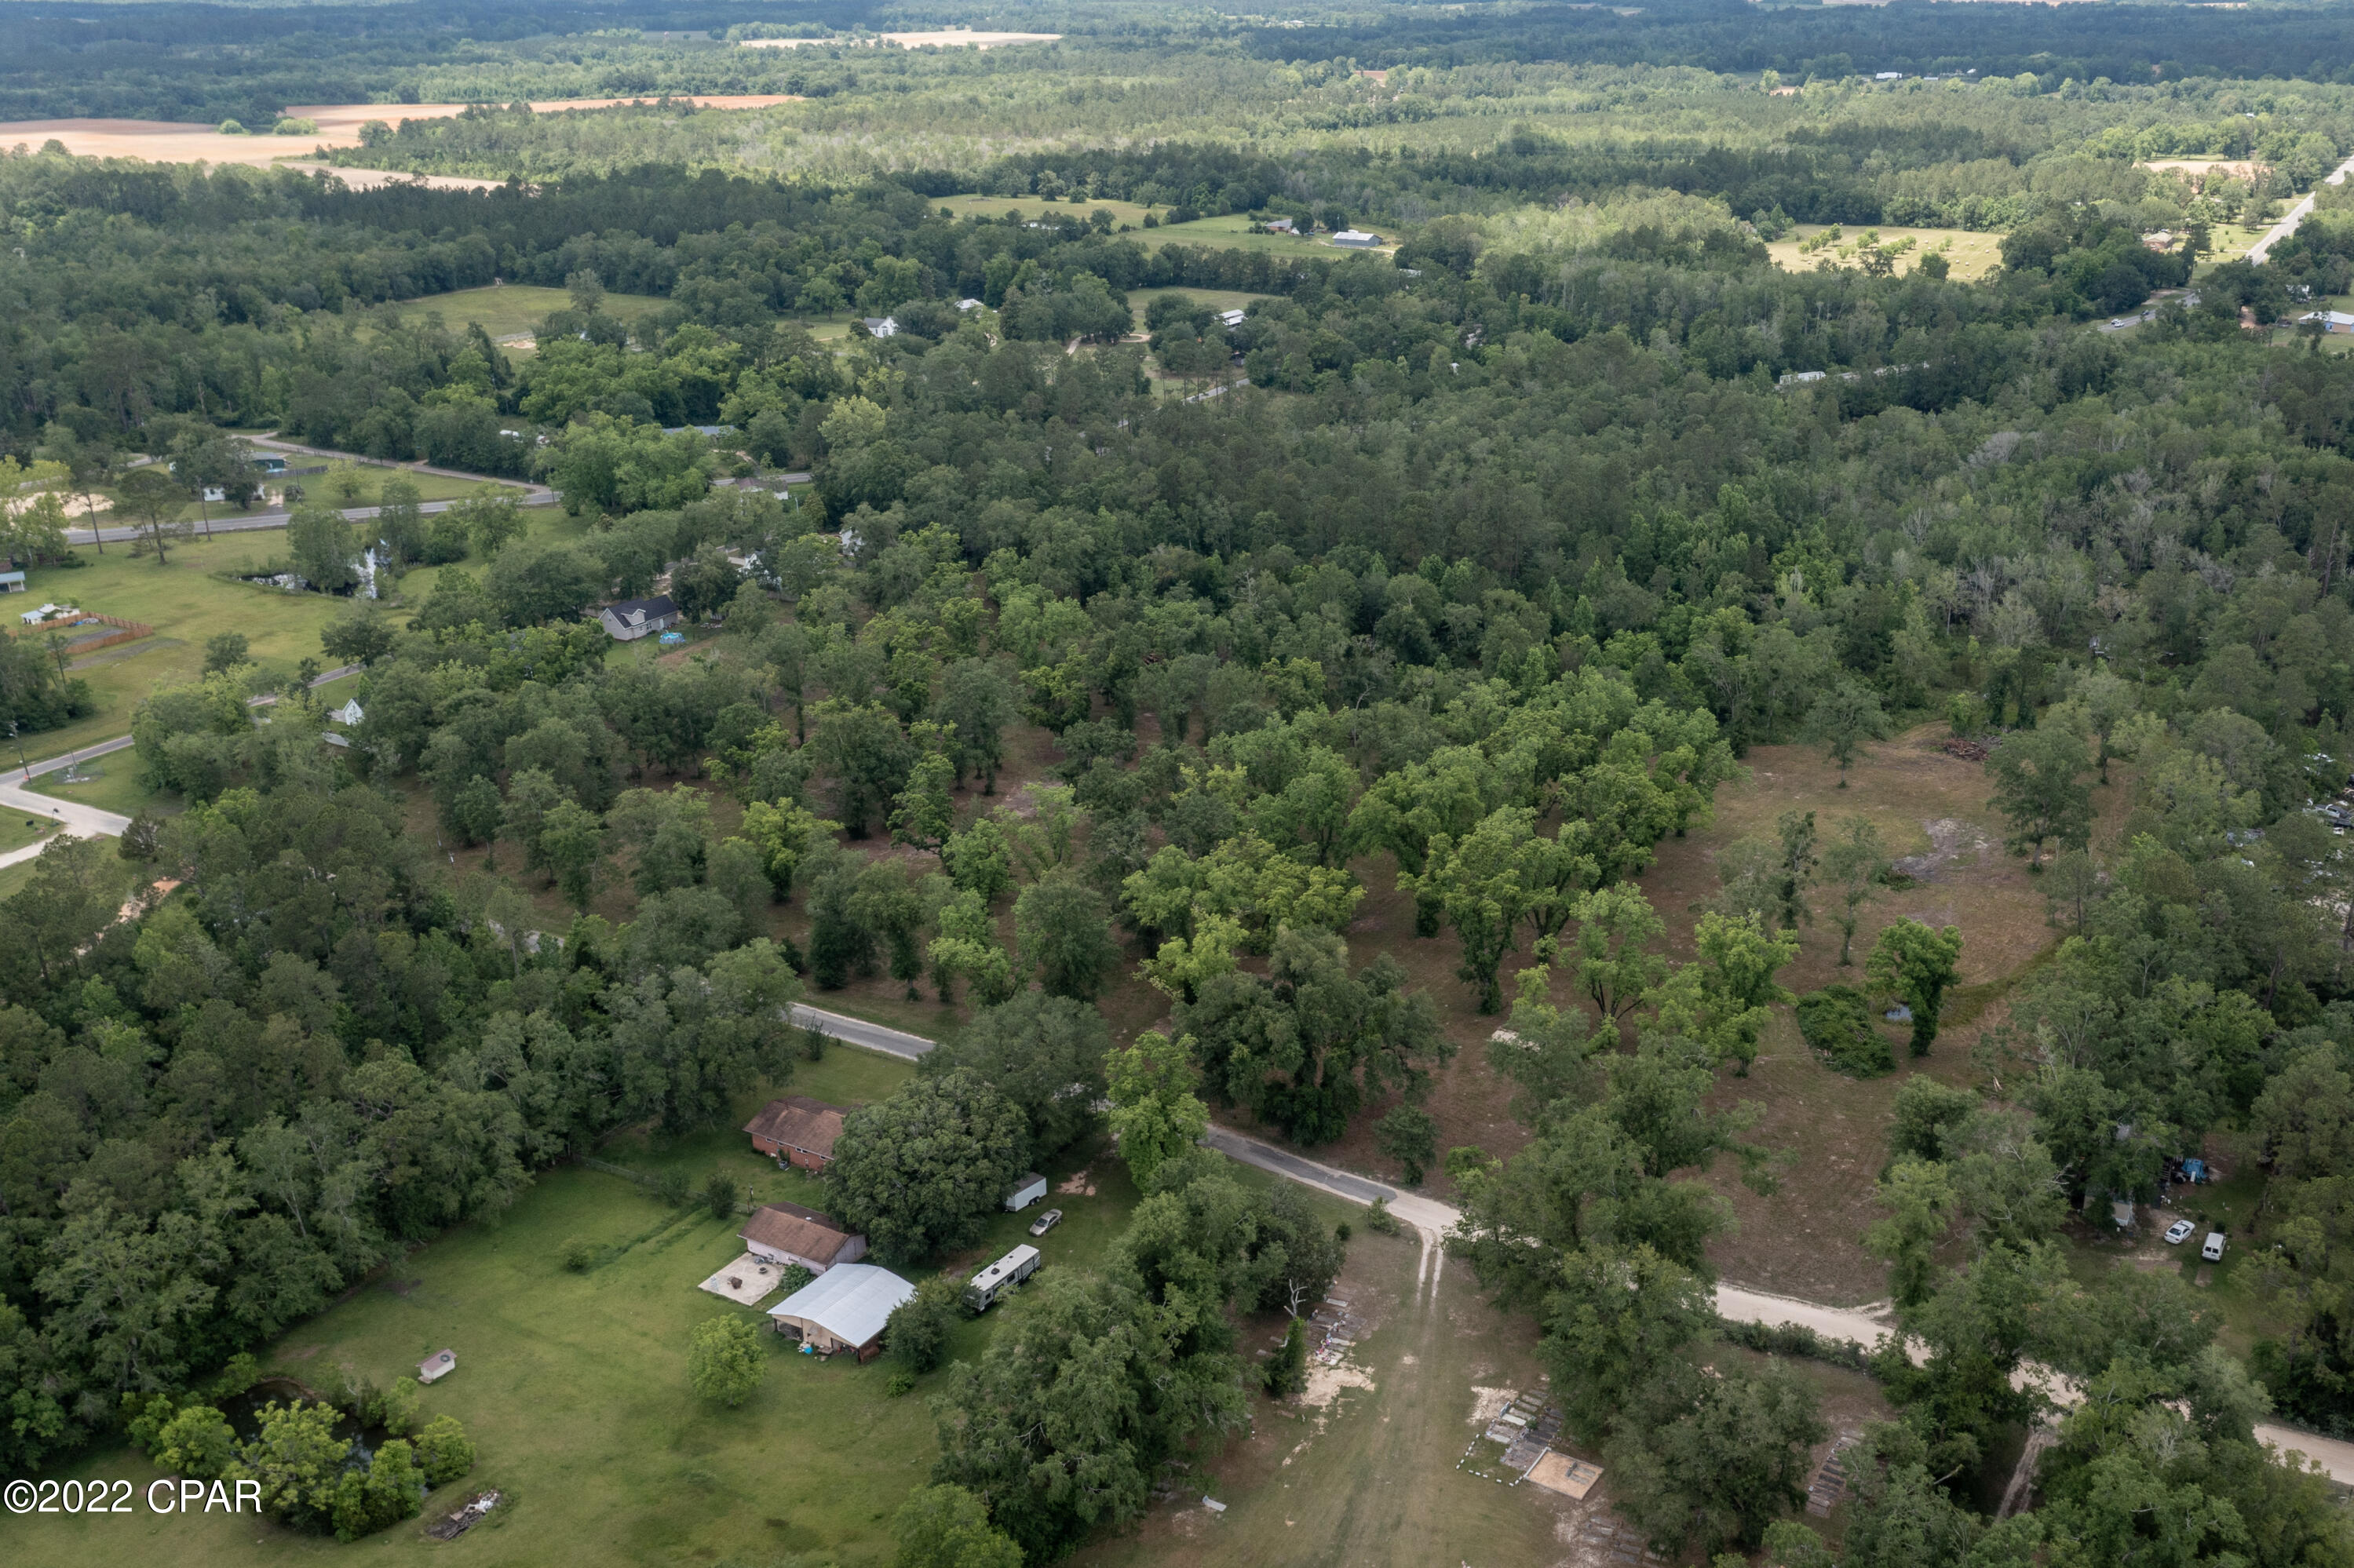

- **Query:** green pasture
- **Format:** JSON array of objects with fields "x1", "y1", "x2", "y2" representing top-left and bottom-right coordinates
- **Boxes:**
[
  {"x1": 1127, "y1": 285, "x2": 1270, "y2": 325},
  {"x1": 1144, "y1": 213, "x2": 1385, "y2": 255},
  {"x1": 23, "y1": 760, "x2": 166, "y2": 820},
  {"x1": 934, "y1": 194, "x2": 1157, "y2": 228},
  {"x1": 392, "y1": 284, "x2": 668, "y2": 342},
  {"x1": 1, "y1": 1048, "x2": 1177, "y2": 1568},
  {"x1": 9, "y1": 540, "x2": 349, "y2": 757}
]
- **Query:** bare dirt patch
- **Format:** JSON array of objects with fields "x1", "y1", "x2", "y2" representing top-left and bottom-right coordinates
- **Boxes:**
[{"x1": 0, "y1": 97, "x2": 799, "y2": 167}]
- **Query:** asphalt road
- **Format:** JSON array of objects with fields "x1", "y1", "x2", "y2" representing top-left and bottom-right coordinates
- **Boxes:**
[
  {"x1": 80, "y1": 488, "x2": 556, "y2": 547},
  {"x1": 0, "y1": 665, "x2": 362, "y2": 868},
  {"x1": 681, "y1": 998, "x2": 2354, "y2": 1482},
  {"x1": 787, "y1": 1003, "x2": 937, "y2": 1061}
]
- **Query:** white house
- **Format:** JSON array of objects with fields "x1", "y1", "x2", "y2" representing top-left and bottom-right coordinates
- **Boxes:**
[
  {"x1": 330, "y1": 698, "x2": 364, "y2": 726},
  {"x1": 1263, "y1": 217, "x2": 1296, "y2": 234},
  {"x1": 597, "y1": 595, "x2": 681, "y2": 641},
  {"x1": 2301, "y1": 310, "x2": 2354, "y2": 334},
  {"x1": 860, "y1": 316, "x2": 900, "y2": 337},
  {"x1": 1217, "y1": 308, "x2": 1248, "y2": 328}
]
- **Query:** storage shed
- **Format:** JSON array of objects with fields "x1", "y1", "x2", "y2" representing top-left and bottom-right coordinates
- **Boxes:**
[
  {"x1": 1004, "y1": 1172, "x2": 1048, "y2": 1212},
  {"x1": 744, "y1": 1096, "x2": 847, "y2": 1169},
  {"x1": 767, "y1": 1263, "x2": 914, "y2": 1360},
  {"x1": 739, "y1": 1201, "x2": 867, "y2": 1274},
  {"x1": 418, "y1": 1348, "x2": 457, "y2": 1384}
]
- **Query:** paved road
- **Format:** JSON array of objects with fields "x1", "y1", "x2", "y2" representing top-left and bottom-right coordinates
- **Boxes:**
[
  {"x1": 754, "y1": 1001, "x2": 2354, "y2": 1481},
  {"x1": 247, "y1": 435, "x2": 557, "y2": 493},
  {"x1": 0, "y1": 665, "x2": 363, "y2": 869},
  {"x1": 787, "y1": 1003, "x2": 938, "y2": 1061},
  {"x1": 83, "y1": 487, "x2": 556, "y2": 547},
  {"x1": 2247, "y1": 151, "x2": 2354, "y2": 264}
]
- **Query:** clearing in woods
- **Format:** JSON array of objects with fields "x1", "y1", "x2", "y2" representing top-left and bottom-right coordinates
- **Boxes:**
[{"x1": 391, "y1": 284, "x2": 669, "y2": 344}]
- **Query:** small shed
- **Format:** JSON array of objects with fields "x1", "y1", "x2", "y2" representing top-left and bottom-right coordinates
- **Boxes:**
[
  {"x1": 1216, "y1": 308, "x2": 1248, "y2": 328},
  {"x1": 744, "y1": 1096, "x2": 847, "y2": 1169},
  {"x1": 0, "y1": 571, "x2": 24, "y2": 593},
  {"x1": 740, "y1": 1201, "x2": 867, "y2": 1274},
  {"x1": 597, "y1": 595, "x2": 681, "y2": 642},
  {"x1": 1003, "y1": 1172, "x2": 1048, "y2": 1212},
  {"x1": 767, "y1": 1263, "x2": 914, "y2": 1359},
  {"x1": 418, "y1": 1348, "x2": 457, "y2": 1384}
]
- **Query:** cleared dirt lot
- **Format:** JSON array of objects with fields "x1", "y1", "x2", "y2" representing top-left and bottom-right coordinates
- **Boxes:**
[{"x1": 0, "y1": 96, "x2": 797, "y2": 166}]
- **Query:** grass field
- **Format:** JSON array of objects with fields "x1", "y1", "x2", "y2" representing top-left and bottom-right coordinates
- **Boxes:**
[
  {"x1": 22, "y1": 759, "x2": 166, "y2": 820},
  {"x1": 934, "y1": 194, "x2": 1157, "y2": 228},
  {"x1": 9, "y1": 541, "x2": 349, "y2": 757},
  {"x1": 1145, "y1": 213, "x2": 1389, "y2": 256},
  {"x1": 392, "y1": 283, "x2": 668, "y2": 341},
  {"x1": 0, "y1": 806, "x2": 65, "y2": 854},
  {"x1": 0, "y1": 1041, "x2": 1385, "y2": 1568},
  {"x1": 1128, "y1": 285, "x2": 1270, "y2": 326},
  {"x1": 1766, "y1": 224, "x2": 2004, "y2": 282}
]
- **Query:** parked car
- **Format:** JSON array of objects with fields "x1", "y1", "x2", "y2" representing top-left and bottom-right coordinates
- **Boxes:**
[
  {"x1": 1028, "y1": 1208, "x2": 1064, "y2": 1238},
  {"x1": 2202, "y1": 1231, "x2": 2227, "y2": 1262},
  {"x1": 2165, "y1": 1220, "x2": 2195, "y2": 1245}
]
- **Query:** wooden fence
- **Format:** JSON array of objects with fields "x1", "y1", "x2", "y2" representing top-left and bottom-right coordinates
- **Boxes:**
[{"x1": 10, "y1": 611, "x2": 153, "y2": 656}]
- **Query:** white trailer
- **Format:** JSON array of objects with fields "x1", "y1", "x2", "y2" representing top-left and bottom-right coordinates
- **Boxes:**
[
  {"x1": 965, "y1": 1244, "x2": 1042, "y2": 1311},
  {"x1": 1003, "y1": 1172, "x2": 1048, "y2": 1212}
]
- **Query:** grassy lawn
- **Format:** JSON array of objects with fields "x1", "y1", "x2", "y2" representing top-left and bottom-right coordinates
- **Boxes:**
[
  {"x1": 0, "y1": 806, "x2": 66, "y2": 854},
  {"x1": 1144, "y1": 213, "x2": 1386, "y2": 257},
  {"x1": 2, "y1": 1049, "x2": 1323, "y2": 1568},
  {"x1": 1128, "y1": 286, "x2": 1272, "y2": 326},
  {"x1": 934, "y1": 194, "x2": 1158, "y2": 228},
  {"x1": 10, "y1": 541, "x2": 349, "y2": 756},
  {"x1": 23, "y1": 760, "x2": 173, "y2": 821},
  {"x1": 1766, "y1": 224, "x2": 2005, "y2": 282},
  {"x1": 392, "y1": 283, "x2": 667, "y2": 341}
]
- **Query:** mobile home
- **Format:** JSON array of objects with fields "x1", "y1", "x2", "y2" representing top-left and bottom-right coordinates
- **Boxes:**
[{"x1": 963, "y1": 1244, "x2": 1042, "y2": 1311}]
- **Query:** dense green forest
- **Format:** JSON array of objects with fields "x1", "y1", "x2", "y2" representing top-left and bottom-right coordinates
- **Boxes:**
[{"x1": 5, "y1": 2, "x2": 2354, "y2": 1562}]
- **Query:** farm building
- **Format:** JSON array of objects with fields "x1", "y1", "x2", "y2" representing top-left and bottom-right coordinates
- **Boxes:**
[
  {"x1": 1331, "y1": 229, "x2": 1384, "y2": 248},
  {"x1": 739, "y1": 1201, "x2": 867, "y2": 1274},
  {"x1": 767, "y1": 1263, "x2": 914, "y2": 1359},
  {"x1": 745, "y1": 1096, "x2": 847, "y2": 1169},
  {"x1": 597, "y1": 595, "x2": 681, "y2": 641}
]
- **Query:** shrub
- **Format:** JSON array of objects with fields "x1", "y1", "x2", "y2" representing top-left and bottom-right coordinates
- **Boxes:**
[
  {"x1": 1264, "y1": 1316, "x2": 1308, "y2": 1397},
  {"x1": 272, "y1": 116, "x2": 320, "y2": 136},
  {"x1": 1364, "y1": 1198, "x2": 1402, "y2": 1235},
  {"x1": 560, "y1": 1236, "x2": 597, "y2": 1271},
  {"x1": 885, "y1": 1369, "x2": 917, "y2": 1397},
  {"x1": 1796, "y1": 985, "x2": 1893, "y2": 1077},
  {"x1": 656, "y1": 1169, "x2": 693, "y2": 1207},
  {"x1": 688, "y1": 1315, "x2": 768, "y2": 1406},
  {"x1": 778, "y1": 1263, "x2": 816, "y2": 1298},
  {"x1": 412, "y1": 1414, "x2": 477, "y2": 1486},
  {"x1": 705, "y1": 1170, "x2": 744, "y2": 1220},
  {"x1": 217, "y1": 119, "x2": 247, "y2": 135}
]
